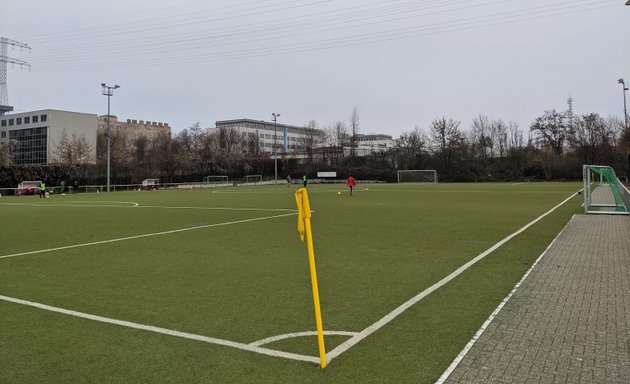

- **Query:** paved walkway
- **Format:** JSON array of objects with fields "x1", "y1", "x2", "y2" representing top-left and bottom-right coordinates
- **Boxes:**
[{"x1": 441, "y1": 214, "x2": 630, "y2": 384}]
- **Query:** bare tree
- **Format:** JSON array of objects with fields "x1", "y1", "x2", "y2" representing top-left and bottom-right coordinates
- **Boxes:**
[
  {"x1": 0, "y1": 140, "x2": 17, "y2": 167},
  {"x1": 430, "y1": 117, "x2": 463, "y2": 172},
  {"x1": 50, "y1": 129, "x2": 95, "y2": 166},
  {"x1": 349, "y1": 107, "x2": 360, "y2": 158},
  {"x1": 396, "y1": 125, "x2": 427, "y2": 168},
  {"x1": 507, "y1": 121, "x2": 524, "y2": 150},
  {"x1": 567, "y1": 113, "x2": 609, "y2": 164},
  {"x1": 299, "y1": 120, "x2": 320, "y2": 164},
  {"x1": 530, "y1": 109, "x2": 567, "y2": 155},
  {"x1": 471, "y1": 115, "x2": 492, "y2": 166}
]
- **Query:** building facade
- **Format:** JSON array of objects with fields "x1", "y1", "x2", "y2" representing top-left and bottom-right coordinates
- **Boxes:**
[
  {"x1": 355, "y1": 133, "x2": 396, "y2": 156},
  {"x1": 213, "y1": 119, "x2": 323, "y2": 155},
  {"x1": 97, "y1": 115, "x2": 171, "y2": 146},
  {"x1": 0, "y1": 109, "x2": 97, "y2": 165}
]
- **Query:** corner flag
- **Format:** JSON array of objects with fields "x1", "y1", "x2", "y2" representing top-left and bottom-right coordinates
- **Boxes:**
[{"x1": 294, "y1": 188, "x2": 327, "y2": 368}]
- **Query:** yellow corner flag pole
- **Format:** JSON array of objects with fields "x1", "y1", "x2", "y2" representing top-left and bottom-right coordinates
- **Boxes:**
[{"x1": 294, "y1": 187, "x2": 327, "y2": 369}]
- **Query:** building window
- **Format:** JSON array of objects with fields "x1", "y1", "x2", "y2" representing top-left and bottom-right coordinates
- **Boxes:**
[
  {"x1": 1, "y1": 120, "x2": 5, "y2": 127},
  {"x1": 24, "y1": 116, "x2": 30, "y2": 124},
  {"x1": 9, "y1": 127, "x2": 48, "y2": 165},
  {"x1": 41, "y1": 114, "x2": 47, "y2": 122},
  {"x1": 8, "y1": 119, "x2": 14, "y2": 126},
  {"x1": 1, "y1": 131, "x2": 5, "y2": 138},
  {"x1": 16, "y1": 118, "x2": 22, "y2": 125},
  {"x1": 32, "y1": 115, "x2": 38, "y2": 123}
]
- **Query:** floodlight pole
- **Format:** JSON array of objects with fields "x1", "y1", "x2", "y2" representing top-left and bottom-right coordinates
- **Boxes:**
[
  {"x1": 272, "y1": 112, "x2": 281, "y2": 184},
  {"x1": 101, "y1": 83, "x2": 120, "y2": 192},
  {"x1": 619, "y1": 78, "x2": 628, "y2": 131}
]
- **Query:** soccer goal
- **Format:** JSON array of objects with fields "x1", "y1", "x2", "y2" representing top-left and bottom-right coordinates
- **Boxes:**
[
  {"x1": 17, "y1": 181, "x2": 42, "y2": 195},
  {"x1": 242, "y1": 175, "x2": 263, "y2": 184},
  {"x1": 142, "y1": 178, "x2": 160, "y2": 190},
  {"x1": 202, "y1": 175, "x2": 229, "y2": 185},
  {"x1": 397, "y1": 170, "x2": 438, "y2": 183},
  {"x1": 583, "y1": 165, "x2": 630, "y2": 215}
]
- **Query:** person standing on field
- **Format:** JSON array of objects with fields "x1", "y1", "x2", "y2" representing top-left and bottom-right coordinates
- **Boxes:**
[
  {"x1": 286, "y1": 175, "x2": 292, "y2": 187},
  {"x1": 39, "y1": 181, "x2": 46, "y2": 198},
  {"x1": 346, "y1": 175, "x2": 356, "y2": 196},
  {"x1": 303, "y1": 175, "x2": 308, "y2": 188}
]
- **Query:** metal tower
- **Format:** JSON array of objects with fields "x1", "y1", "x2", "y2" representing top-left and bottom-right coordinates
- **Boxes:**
[{"x1": 0, "y1": 37, "x2": 31, "y2": 115}]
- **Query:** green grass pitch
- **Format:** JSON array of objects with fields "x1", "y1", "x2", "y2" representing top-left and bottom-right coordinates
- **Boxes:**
[{"x1": 0, "y1": 182, "x2": 582, "y2": 383}]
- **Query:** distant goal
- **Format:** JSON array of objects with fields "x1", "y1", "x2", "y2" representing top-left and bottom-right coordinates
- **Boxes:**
[
  {"x1": 202, "y1": 175, "x2": 229, "y2": 185},
  {"x1": 397, "y1": 170, "x2": 438, "y2": 183},
  {"x1": 242, "y1": 175, "x2": 263, "y2": 184}
]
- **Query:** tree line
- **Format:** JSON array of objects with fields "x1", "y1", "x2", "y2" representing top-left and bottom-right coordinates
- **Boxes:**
[{"x1": 0, "y1": 106, "x2": 628, "y2": 188}]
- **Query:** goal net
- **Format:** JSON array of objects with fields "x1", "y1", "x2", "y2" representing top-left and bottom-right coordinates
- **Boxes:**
[
  {"x1": 397, "y1": 170, "x2": 438, "y2": 183},
  {"x1": 17, "y1": 181, "x2": 42, "y2": 195},
  {"x1": 202, "y1": 175, "x2": 229, "y2": 185},
  {"x1": 242, "y1": 175, "x2": 263, "y2": 184},
  {"x1": 142, "y1": 178, "x2": 159, "y2": 189},
  {"x1": 583, "y1": 165, "x2": 630, "y2": 215}
]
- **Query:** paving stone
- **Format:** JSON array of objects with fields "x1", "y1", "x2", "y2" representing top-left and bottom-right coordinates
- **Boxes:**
[{"x1": 442, "y1": 215, "x2": 630, "y2": 383}]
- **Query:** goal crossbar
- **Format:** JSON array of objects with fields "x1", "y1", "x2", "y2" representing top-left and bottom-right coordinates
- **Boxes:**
[{"x1": 397, "y1": 170, "x2": 438, "y2": 183}]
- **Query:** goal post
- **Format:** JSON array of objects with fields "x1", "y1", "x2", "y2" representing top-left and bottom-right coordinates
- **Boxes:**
[
  {"x1": 242, "y1": 175, "x2": 263, "y2": 184},
  {"x1": 583, "y1": 165, "x2": 630, "y2": 215},
  {"x1": 397, "y1": 170, "x2": 438, "y2": 183},
  {"x1": 141, "y1": 178, "x2": 159, "y2": 190},
  {"x1": 202, "y1": 175, "x2": 229, "y2": 185}
]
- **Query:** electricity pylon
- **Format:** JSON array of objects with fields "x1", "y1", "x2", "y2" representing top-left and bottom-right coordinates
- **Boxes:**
[{"x1": 0, "y1": 37, "x2": 31, "y2": 115}]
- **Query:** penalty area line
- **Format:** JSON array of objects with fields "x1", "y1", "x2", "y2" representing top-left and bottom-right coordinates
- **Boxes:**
[
  {"x1": 0, "y1": 294, "x2": 319, "y2": 364},
  {"x1": 325, "y1": 192, "x2": 578, "y2": 364},
  {"x1": 0, "y1": 212, "x2": 297, "y2": 260}
]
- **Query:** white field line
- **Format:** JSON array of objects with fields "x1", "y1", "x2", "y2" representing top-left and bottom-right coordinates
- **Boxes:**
[
  {"x1": 250, "y1": 331, "x2": 359, "y2": 348},
  {"x1": 0, "y1": 201, "x2": 140, "y2": 207},
  {"x1": 0, "y1": 212, "x2": 297, "y2": 260},
  {"x1": 138, "y1": 205, "x2": 296, "y2": 212},
  {"x1": 434, "y1": 214, "x2": 576, "y2": 384},
  {"x1": 325, "y1": 192, "x2": 578, "y2": 363},
  {"x1": 0, "y1": 202, "x2": 296, "y2": 212},
  {"x1": 0, "y1": 294, "x2": 319, "y2": 364}
]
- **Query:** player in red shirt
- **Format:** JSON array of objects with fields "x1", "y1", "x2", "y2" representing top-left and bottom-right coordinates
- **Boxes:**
[{"x1": 346, "y1": 175, "x2": 356, "y2": 196}]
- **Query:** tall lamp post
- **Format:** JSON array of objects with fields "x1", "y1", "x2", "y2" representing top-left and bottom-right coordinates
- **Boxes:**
[
  {"x1": 101, "y1": 83, "x2": 120, "y2": 192},
  {"x1": 619, "y1": 78, "x2": 629, "y2": 180},
  {"x1": 272, "y1": 112, "x2": 281, "y2": 183},
  {"x1": 619, "y1": 78, "x2": 628, "y2": 131}
]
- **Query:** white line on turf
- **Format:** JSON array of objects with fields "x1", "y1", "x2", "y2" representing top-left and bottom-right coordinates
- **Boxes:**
[
  {"x1": 0, "y1": 201, "x2": 140, "y2": 207},
  {"x1": 249, "y1": 331, "x2": 359, "y2": 347},
  {"x1": 137, "y1": 205, "x2": 296, "y2": 212},
  {"x1": 0, "y1": 202, "x2": 295, "y2": 212},
  {"x1": 434, "y1": 214, "x2": 577, "y2": 384},
  {"x1": 0, "y1": 212, "x2": 297, "y2": 260},
  {"x1": 0, "y1": 294, "x2": 320, "y2": 364},
  {"x1": 325, "y1": 192, "x2": 578, "y2": 363}
]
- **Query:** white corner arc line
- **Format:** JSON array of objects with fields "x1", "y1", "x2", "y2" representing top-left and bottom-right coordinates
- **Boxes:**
[
  {"x1": 250, "y1": 331, "x2": 359, "y2": 348},
  {"x1": 434, "y1": 214, "x2": 577, "y2": 384},
  {"x1": 0, "y1": 212, "x2": 297, "y2": 260},
  {"x1": 325, "y1": 192, "x2": 578, "y2": 363},
  {"x1": 0, "y1": 294, "x2": 319, "y2": 364}
]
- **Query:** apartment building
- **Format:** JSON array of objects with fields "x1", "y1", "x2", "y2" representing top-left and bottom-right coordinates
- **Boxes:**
[{"x1": 0, "y1": 109, "x2": 97, "y2": 165}]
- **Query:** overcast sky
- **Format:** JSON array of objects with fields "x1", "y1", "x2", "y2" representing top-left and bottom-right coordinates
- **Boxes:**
[{"x1": 2, "y1": 0, "x2": 629, "y2": 137}]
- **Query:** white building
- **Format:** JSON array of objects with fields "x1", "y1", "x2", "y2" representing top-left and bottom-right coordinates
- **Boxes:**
[
  {"x1": 0, "y1": 109, "x2": 97, "y2": 165},
  {"x1": 355, "y1": 134, "x2": 397, "y2": 155},
  {"x1": 213, "y1": 119, "x2": 323, "y2": 155}
]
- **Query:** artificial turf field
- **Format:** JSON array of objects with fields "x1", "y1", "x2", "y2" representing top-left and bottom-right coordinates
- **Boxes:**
[{"x1": 0, "y1": 182, "x2": 582, "y2": 383}]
